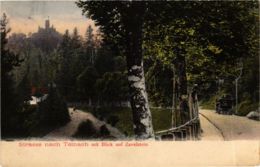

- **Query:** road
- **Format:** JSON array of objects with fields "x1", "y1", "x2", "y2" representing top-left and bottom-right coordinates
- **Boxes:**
[
  {"x1": 199, "y1": 109, "x2": 260, "y2": 140},
  {"x1": 44, "y1": 108, "x2": 125, "y2": 140}
]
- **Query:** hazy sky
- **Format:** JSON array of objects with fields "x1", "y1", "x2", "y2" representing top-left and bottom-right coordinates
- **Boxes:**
[{"x1": 1, "y1": 1, "x2": 97, "y2": 36}]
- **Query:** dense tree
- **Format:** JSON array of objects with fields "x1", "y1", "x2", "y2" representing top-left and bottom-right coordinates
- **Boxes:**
[
  {"x1": 77, "y1": 66, "x2": 99, "y2": 103},
  {"x1": 84, "y1": 25, "x2": 95, "y2": 64},
  {"x1": 94, "y1": 46, "x2": 115, "y2": 75},
  {"x1": 85, "y1": 25, "x2": 94, "y2": 48},
  {"x1": 1, "y1": 13, "x2": 23, "y2": 137},
  {"x1": 144, "y1": 1, "x2": 258, "y2": 117},
  {"x1": 56, "y1": 30, "x2": 75, "y2": 100},
  {"x1": 38, "y1": 84, "x2": 70, "y2": 126},
  {"x1": 77, "y1": 1, "x2": 155, "y2": 139},
  {"x1": 145, "y1": 59, "x2": 172, "y2": 107},
  {"x1": 95, "y1": 71, "x2": 129, "y2": 106},
  {"x1": 71, "y1": 27, "x2": 82, "y2": 49},
  {"x1": 56, "y1": 28, "x2": 94, "y2": 101},
  {"x1": 7, "y1": 33, "x2": 27, "y2": 54},
  {"x1": 16, "y1": 68, "x2": 32, "y2": 105}
]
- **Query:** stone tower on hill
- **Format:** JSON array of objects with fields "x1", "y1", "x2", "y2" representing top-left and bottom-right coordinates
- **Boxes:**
[
  {"x1": 45, "y1": 19, "x2": 50, "y2": 29},
  {"x1": 31, "y1": 18, "x2": 62, "y2": 53}
]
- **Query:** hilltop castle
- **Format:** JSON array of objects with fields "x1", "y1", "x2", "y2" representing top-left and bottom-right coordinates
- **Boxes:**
[
  {"x1": 31, "y1": 18, "x2": 62, "y2": 52},
  {"x1": 37, "y1": 18, "x2": 57, "y2": 33}
]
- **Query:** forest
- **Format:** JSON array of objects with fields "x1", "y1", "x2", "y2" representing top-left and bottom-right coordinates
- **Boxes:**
[{"x1": 1, "y1": 1, "x2": 259, "y2": 140}]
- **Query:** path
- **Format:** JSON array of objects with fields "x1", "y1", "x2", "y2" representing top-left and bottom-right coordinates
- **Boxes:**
[
  {"x1": 199, "y1": 109, "x2": 260, "y2": 140},
  {"x1": 44, "y1": 108, "x2": 125, "y2": 140},
  {"x1": 199, "y1": 112, "x2": 224, "y2": 140}
]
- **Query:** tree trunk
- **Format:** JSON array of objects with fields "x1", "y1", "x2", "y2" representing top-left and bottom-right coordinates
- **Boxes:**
[
  {"x1": 172, "y1": 65, "x2": 177, "y2": 127},
  {"x1": 175, "y1": 53, "x2": 189, "y2": 124},
  {"x1": 127, "y1": 61, "x2": 154, "y2": 139},
  {"x1": 124, "y1": 6, "x2": 154, "y2": 139},
  {"x1": 176, "y1": 54, "x2": 188, "y2": 96}
]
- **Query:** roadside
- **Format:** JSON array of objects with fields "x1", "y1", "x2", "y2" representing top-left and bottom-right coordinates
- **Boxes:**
[
  {"x1": 200, "y1": 109, "x2": 260, "y2": 140},
  {"x1": 199, "y1": 113, "x2": 224, "y2": 140},
  {"x1": 44, "y1": 108, "x2": 125, "y2": 140}
]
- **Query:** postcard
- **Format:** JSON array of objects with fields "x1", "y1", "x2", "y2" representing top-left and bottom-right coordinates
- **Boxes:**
[{"x1": 1, "y1": 1, "x2": 259, "y2": 166}]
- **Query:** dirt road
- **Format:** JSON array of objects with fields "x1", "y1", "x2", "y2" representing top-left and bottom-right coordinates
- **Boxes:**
[
  {"x1": 199, "y1": 113, "x2": 224, "y2": 140},
  {"x1": 44, "y1": 108, "x2": 125, "y2": 140},
  {"x1": 200, "y1": 109, "x2": 260, "y2": 140}
]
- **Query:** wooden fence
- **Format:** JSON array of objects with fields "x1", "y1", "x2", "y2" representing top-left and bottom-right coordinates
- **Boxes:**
[{"x1": 155, "y1": 88, "x2": 201, "y2": 141}]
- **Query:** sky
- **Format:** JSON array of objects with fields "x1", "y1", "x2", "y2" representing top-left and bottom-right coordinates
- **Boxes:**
[{"x1": 1, "y1": 1, "x2": 98, "y2": 36}]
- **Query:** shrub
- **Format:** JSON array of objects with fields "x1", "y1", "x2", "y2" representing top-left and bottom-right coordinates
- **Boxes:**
[
  {"x1": 237, "y1": 100, "x2": 258, "y2": 116},
  {"x1": 200, "y1": 95, "x2": 217, "y2": 110},
  {"x1": 107, "y1": 115, "x2": 119, "y2": 126},
  {"x1": 73, "y1": 119, "x2": 98, "y2": 138},
  {"x1": 99, "y1": 124, "x2": 110, "y2": 136},
  {"x1": 38, "y1": 86, "x2": 70, "y2": 127}
]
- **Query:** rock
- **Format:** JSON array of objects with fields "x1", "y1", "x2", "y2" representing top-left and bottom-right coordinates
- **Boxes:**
[{"x1": 246, "y1": 111, "x2": 260, "y2": 121}]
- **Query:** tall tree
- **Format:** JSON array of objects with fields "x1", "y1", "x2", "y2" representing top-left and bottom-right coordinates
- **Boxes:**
[
  {"x1": 144, "y1": 1, "x2": 258, "y2": 123},
  {"x1": 16, "y1": 67, "x2": 32, "y2": 105},
  {"x1": 77, "y1": 1, "x2": 154, "y2": 139},
  {"x1": 71, "y1": 27, "x2": 81, "y2": 49},
  {"x1": 56, "y1": 30, "x2": 73, "y2": 99},
  {"x1": 84, "y1": 25, "x2": 95, "y2": 64},
  {"x1": 85, "y1": 25, "x2": 94, "y2": 48},
  {"x1": 77, "y1": 66, "x2": 99, "y2": 103},
  {"x1": 1, "y1": 13, "x2": 23, "y2": 137}
]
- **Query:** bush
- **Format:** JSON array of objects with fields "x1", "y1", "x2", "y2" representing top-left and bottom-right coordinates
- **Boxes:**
[
  {"x1": 107, "y1": 115, "x2": 119, "y2": 126},
  {"x1": 200, "y1": 95, "x2": 217, "y2": 110},
  {"x1": 99, "y1": 124, "x2": 110, "y2": 136},
  {"x1": 95, "y1": 72, "x2": 129, "y2": 105},
  {"x1": 38, "y1": 86, "x2": 70, "y2": 127},
  {"x1": 99, "y1": 124, "x2": 116, "y2": 140},
  {"x1": 237, "y1": 100, "x2": 258, "y2": 116},
  {"x1": 73, "y1": 119, "x2": 98, "y2": 138}
]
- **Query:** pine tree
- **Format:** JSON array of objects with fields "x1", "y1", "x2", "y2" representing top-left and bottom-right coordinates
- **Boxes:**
[
  {"x1": 38, "y1": 84, "x2": 70, "y2": 126},
  {"x1": 1, "y1": 13, "x2": 23, "y2": 137},
  {"x1": 77, "y1": 66, "x2": 99, "y2": 102},
  {"x1": 84, "y1": 25, "x2": 95, "y2": 64},
  {"x1": 16, "y1": 68, "x2": 32, "y2": 105},
  {"x1": 85, "y1": 25, "x2": 94, "y2": 48},
  {"x1": 71, "y1": 27, "x2": 81, "y2": 49},
  {"x1": 56, "y1": 30, "x2": 73, "y2": 99}
]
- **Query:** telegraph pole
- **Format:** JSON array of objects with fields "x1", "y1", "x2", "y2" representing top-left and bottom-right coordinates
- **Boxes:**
[
  {"x1": 235, "y1": 64, "x2": 243, "y2": 115},
  {"x1": 172, "y1": 65, "x2": 176, "y2": 128}
]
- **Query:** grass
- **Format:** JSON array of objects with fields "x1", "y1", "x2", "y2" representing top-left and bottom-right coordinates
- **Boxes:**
[
  {"x1": 200, "y1": 96, "x2": 216, "y2": 110},
  {"x1": 237, "y1": 100, "x2": 258, "y2": 116},
  {"x1": 80, "y1": 106, "x2": 172, "y2": 136},
  {"x1": 151, "y1": 108, "x2": 172, "y2": 132}
]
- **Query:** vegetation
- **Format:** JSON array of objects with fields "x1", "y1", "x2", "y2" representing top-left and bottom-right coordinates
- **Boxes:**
[
  {"x1": 76, "y1": 1, "x2": 259, "y2": 137},
  {"x1": 73, "y1": 120, "x2": 115, "y2": 139},
  {"x1": 1, "y1": 1, "x2": 259, "y2": 139},
  {"x1": 1, "y1": 14, "x2": 70, "y2": 138},
  {"x1": 38, "y1": 85, "x2": 70, "y2": 126},
  {"x1": 80, "y1": 107, "x2": 172, "y2": 136},
  {"x1": 73, "y1": 120, "x2": 98, "y2": 139},
  {"x1": 1, "y1": 13, "x2": 25, "y2": 138}
]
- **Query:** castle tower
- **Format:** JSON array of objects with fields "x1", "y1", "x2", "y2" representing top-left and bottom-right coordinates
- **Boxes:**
[{"x1": 45, "y1": 17, "x2": 50, "y2": 29}]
